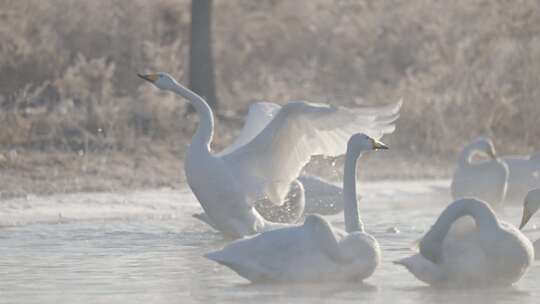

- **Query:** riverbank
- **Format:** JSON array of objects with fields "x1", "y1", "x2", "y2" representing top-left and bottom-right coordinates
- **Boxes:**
[{"x1": 0, "y1": 147, "x2": 453, "y2": 199}]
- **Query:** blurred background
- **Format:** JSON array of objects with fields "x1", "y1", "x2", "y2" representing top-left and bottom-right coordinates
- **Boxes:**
[{"x1": 1, "y1": 0, "x2": 540, "y2": 197}]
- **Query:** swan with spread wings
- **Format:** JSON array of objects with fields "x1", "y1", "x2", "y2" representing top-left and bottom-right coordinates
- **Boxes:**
[{"x1": 138, "y1": 72, "x2": 401, "y2": 238}]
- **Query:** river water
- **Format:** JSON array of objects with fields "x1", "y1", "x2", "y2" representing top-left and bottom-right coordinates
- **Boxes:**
[{"x1": 1, "y1": 180, "x2": 539, "y2": 303}]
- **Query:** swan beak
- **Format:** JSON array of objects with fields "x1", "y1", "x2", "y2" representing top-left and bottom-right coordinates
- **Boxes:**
[
  {"x1": 519, "y1": 207, "x2": 532, "y2": 230},
  {"x1": 137, "y1": 73, "x2": 158, "y2": 83},
  {"x1": 372, "y1": 139, "x2": 389, "y2": 150}
]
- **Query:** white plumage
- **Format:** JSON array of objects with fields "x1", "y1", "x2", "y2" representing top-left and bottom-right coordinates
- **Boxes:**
[
  {"x1": 138, "y1": 72, "x2": 400, "y2": 238},
  {"x1": 518, "y1": 188, "x2": 540, "y2": 260},
  {"x1": 395, "y1": 198, "x2": 533, "y2": 287},
  {"x1": 205, "y1": 134, "x2": 385, "y2": 283},
  {"x1": 221, "y1": 100, "x2": 400, "y2": 207},
  {"x1": 223, "y1": 102, "x2": 346, "y2": 215},
  {"x1": 195, "y1": 175, "x2": 344, "y2": 226},
  {"x1": 221, "y1": 102, "x2": 346, "y2": 216},
  {"x1": 451, "y1": 137, "x2": 508, "y2": 208},
  {"x1": 503, "y1": 155, "x2": 540, "y2": 203}
]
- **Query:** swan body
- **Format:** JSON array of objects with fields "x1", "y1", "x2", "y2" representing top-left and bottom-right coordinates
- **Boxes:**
[
  {"x1": 502, "y1": 155, "x2": 540, "y2": 203},
  {"x1": 518, "y1": 188, "x2": 540, "y2": 259},
  {"x1": 223, "y1": 100, "x2": 345, "y2": 215},
  {"x1": 195, "y1": 175, "x2": 343, "y2": 226},
  {"x1": 451, "y1": 138, "x2": 509, "y2": 207},
  {"x1": 138, "y1": 73, "x2": 400, "y2": 238},
  {"x1": 534, "y1": 240, "x2": 540, "y2": 259},
  {"x1": 194, "y1": 179, "x2": 305, "y2": 226},
  {"x1": 205, "y1": 134, "x2": 385, "y2": 283},
  {"x1": 395, "y1": 198, "x2": 533, "y2": 287}
]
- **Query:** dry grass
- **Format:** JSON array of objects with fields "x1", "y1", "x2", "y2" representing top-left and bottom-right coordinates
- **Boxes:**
[{"x1": 1, "y1": 0, "x2": 540, "y2": 196}]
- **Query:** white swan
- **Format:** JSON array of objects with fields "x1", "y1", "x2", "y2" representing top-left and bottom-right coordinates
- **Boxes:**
[
  {"x1": 518, "y1": 188, "x2": 540, "y2": 259},
  {"x1": 503, "y1": 155, "x2": 540, "y2": 203},
  {"x1": 138, "y1": 73, "x2": 401, "y2": 238},
  {"x1": 205, "y1": 133, "x2": 385, "y2": 283},
  {"x1": 195, "y1": 175, "x2": 344, "y2": 226},
  {"x1": 194, "y1": 178, "x2": 306, "y2": 225},
  {"x1": 451, "y1": 137, "x2": 509, "y2": 207},
  {"x1": 395, "y1": 198, "x2": 533, "y2": 287},
  {"x1": 222, "y1": 99, "x2": 346, "y2": 215}
]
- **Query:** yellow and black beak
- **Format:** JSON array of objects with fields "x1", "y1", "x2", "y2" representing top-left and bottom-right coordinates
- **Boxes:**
[
  {"x1": 519, "y1": 206, "x2": 533, "y2": 230},
  {"x1": 372, "y1": 138, "x2": 389, "y2": 150},
  {"x1": 137, "y1": 73, "x2": 158, "y2": 83}
]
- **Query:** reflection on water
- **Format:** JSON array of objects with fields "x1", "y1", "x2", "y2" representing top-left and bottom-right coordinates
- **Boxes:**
[{"x1": 0, "y1": 181, "x2": 539, "y2": 304}]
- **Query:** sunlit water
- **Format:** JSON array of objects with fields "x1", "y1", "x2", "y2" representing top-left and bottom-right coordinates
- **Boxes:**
[{"x1": 1, "y1": 180, "x2": 539, "y2": 303}]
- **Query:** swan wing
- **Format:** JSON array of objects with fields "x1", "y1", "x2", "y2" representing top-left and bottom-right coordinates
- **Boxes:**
[
  {"x1": 303, "y1": 215, "x2": 347, "y2": 263},
  {"x1": 401, "y1": 229, "x2": 485, "y2": 286},
  {"x1": 217, "y1": 102, "x2": 281, "y2": 156},
  {"x1": 222, "y1": 99, "x2": 402, "y2": 205},
  {"x1": 411, "y1": 218, "x2": 476, "y2": 254},
  {"x1": 419, "y1": 216, "x2": 477, "y2": 263}
]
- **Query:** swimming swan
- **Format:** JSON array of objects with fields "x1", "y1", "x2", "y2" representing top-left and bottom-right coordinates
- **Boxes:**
[
  {"x1": 205, "y1": 133, "x2": 385, "y2": 283},
  {"x1": 451, "y1": 137, "x2": 509, "y2": 207},
  {"x1": 395, "y1": 198, "x2": 533, "y2": 287},
  {"x1": 518, "y1": 188, "x2": 540, "y2": 259},
  {"x1": 138, "y1": 72, "x2": 400, "y2": 238}
]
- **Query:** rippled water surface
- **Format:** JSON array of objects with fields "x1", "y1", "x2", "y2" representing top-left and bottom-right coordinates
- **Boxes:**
[{"x1": 1, "y1": 180, "x2": 539, "y2": 303}]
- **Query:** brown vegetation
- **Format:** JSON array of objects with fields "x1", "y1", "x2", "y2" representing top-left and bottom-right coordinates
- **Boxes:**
[{"x1": 1, "y1": 0, "x2": 539, "y2": 196}]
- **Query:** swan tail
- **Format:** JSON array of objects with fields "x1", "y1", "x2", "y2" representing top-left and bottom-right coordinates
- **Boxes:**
[
  {"x1": 192, "y1": 213, "x2": 210, "y2": 224},
  {"x1": 393, "y1": 254, "x2": 445, "y2": 285},
  {"x1": 205, "y1": 250, "x2": 272, "y2": 283},
  {"x1": 192, "y1": 213, "x2": 221, "y2": 231},
  {"x1": 205, "y1": 249, "x2": 242, "y2": 270},
  {"x1": 205, "y1": 250, "x2": 227, "y2": 264}
]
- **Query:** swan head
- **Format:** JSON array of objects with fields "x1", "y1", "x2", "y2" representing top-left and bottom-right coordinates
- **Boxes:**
[
  {"x1": 470, "y1": 137, "x2": 497, "y2": 159},
  {"x1": 347, "y1": 133, "x2": 388, "y2": 155},
  {"x1": 520, "y1": 188, "x2": 540, "y2": 229},
  {"x1": 137, "y1": 72, "x2": 179, "y2": 91}
]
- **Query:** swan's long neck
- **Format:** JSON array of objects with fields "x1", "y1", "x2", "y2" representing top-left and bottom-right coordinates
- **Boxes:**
[
  {"x1": 171, "y1": 82, "x2": 214, "y2": 153},
  {"x1": 458, "y1": 143, "x2": 480, "y2": 166},
  {"x1": 420, "y1": 198, "x2": 500, "y2": 261},
  {"x1": 343, "y1": 147, "x2": 364, "y2": 233}
]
